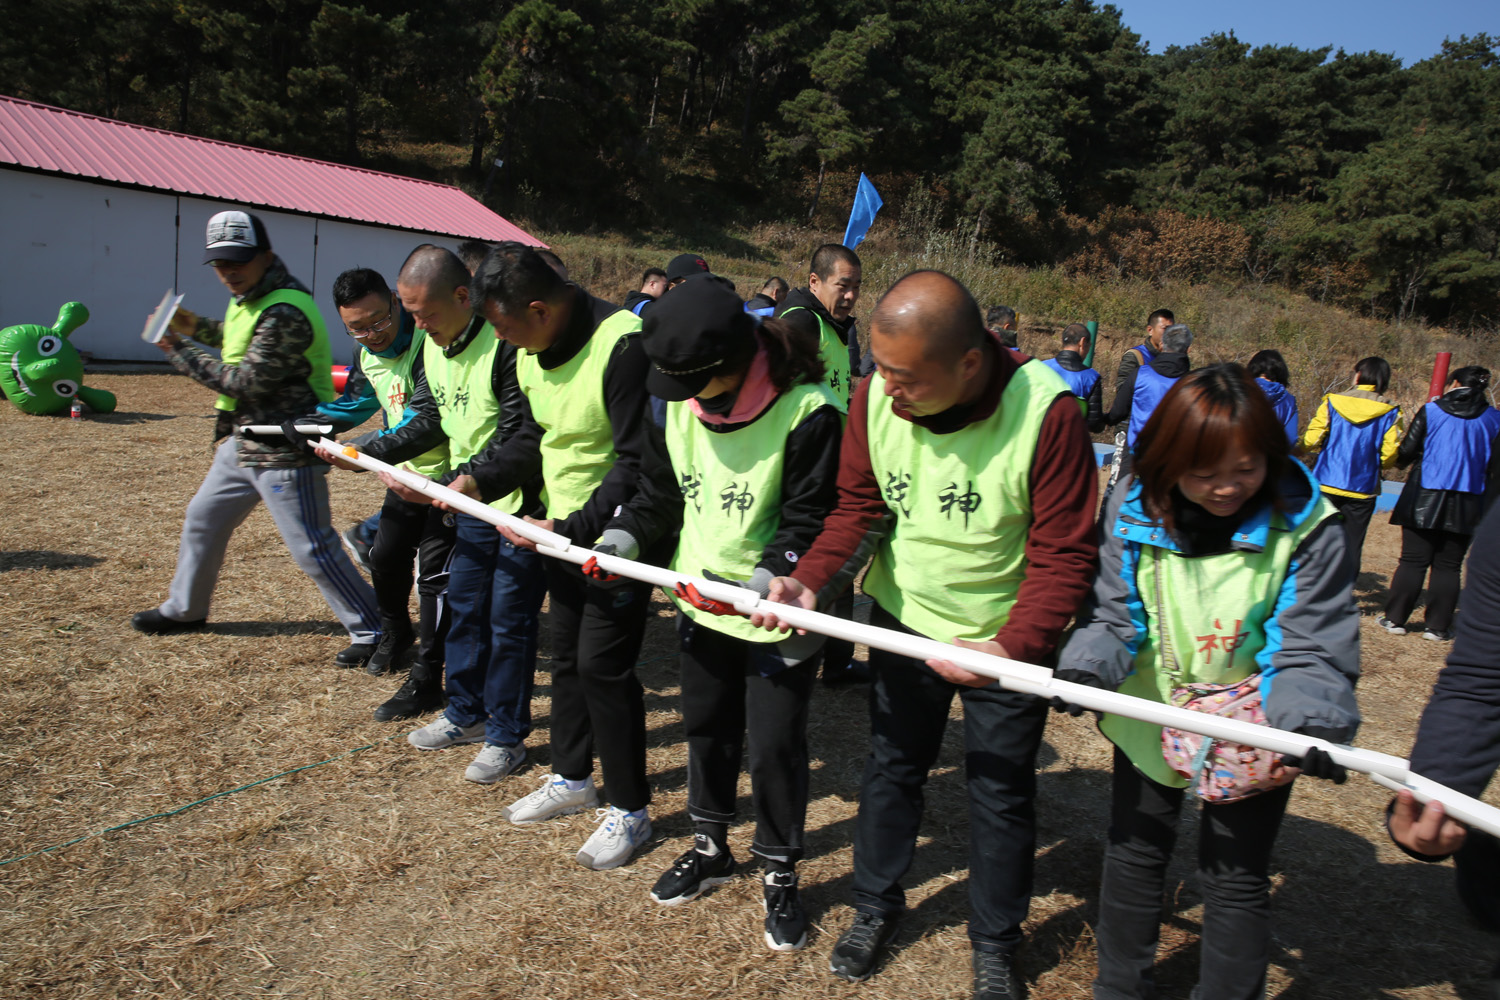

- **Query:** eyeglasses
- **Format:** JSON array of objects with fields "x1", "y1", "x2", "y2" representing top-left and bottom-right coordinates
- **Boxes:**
[{"x1": 347, "y1": 308, "x2": 395, "y2": 340}]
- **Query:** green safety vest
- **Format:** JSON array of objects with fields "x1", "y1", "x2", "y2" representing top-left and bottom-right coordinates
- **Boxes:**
[
  {"x1": 864, "y1": 359, "x2": 1068, "y2": 642},
  {"x1": 782, "y1": 306, "x2": 851, "y2": 405},
  {"x1": 362, "y1": 330, "x2": 449, "y2": 480},
  {"x1": 1100, "y1": 499, "x2": 1337, "y2": 787},
  {"x1": 215, "y1": 288, "x2": 335, "y2": 411},
  {"x1": 422, "y1": 322, "x2": 522, "y2": 514},
  {"x1": 516, "y1": 310, "x2": 642, "y2": 528},
  {"x1": 666, "y1": 381, "x2": 842, "y2": 642}
]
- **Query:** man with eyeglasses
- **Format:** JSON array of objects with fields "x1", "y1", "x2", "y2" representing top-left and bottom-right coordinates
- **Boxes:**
[
  {"x1": 302, "y1": 267, "x2": 457, "y2": 721},
  {"x1": 132, "y1": 210, "x2": 381, "y2": 670}
]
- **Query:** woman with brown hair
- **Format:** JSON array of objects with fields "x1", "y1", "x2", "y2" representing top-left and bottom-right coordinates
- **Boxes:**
[{"x1": 1057, "y1": 363, "x2": 1362, "y2": 1000}]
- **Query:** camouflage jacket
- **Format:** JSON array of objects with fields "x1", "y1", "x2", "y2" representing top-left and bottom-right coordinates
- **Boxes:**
[{"x1": 166, "y1": 257, "x2": 327, "y2": 468}]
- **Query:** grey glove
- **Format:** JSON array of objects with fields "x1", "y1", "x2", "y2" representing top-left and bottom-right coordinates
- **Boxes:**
[{"x1": 701, "y1": 566, "x2": 776, "y2": 600}]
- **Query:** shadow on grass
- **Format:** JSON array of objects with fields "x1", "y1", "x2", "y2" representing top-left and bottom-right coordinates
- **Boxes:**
[
  {"x1": 0, "y1": 551, "x2": 105, "y2": 572},
  {"x1": 204, "y1": 619, "x2": 344, "y2": 638},
  {"x1": 89, "y1": 411, "x2": 177, "y2": 424}
]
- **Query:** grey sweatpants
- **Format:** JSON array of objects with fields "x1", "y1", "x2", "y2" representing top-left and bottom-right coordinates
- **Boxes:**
[{"x1": 157, "y1": 439, "x2": 380, "y2": 644}]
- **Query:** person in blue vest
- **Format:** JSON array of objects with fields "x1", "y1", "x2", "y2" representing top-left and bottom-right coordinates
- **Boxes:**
[
  {"x1": 986, "y1": 305, "x2": 1020, "y2": 353},
  {"x1": 1109, "y1": 308, "x2": 1173, "y2": 422},
  {"x1": 1247, "y1": 349, "x2": 1299, "y2": 444},
  {"x1": 1108, "y1": 323, "x2": 1193, "y2": 475},
  {"x1": 1042, "y1": 322, "x2": 1104, "y2": 432},
  {"x1": 623, "y1": 267, "x2": 667, "y2": 316},
  {"x1": 1379, "y1": 366, "x2": 1500, "y2": 641},
  {"x1": 1298, "y1": 356, "x2": 1403, "y2": 573}
]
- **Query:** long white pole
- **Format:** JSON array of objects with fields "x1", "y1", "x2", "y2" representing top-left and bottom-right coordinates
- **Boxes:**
[{"x1": 321, "y1": 439, "x2": 1500, "y2": 839}]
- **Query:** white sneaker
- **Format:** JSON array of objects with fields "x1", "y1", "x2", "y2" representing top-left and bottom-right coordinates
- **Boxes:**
[
  {"x1": 504, "y1": 773, "x2": 600, "y2": 824},
  {"x1": 407, "y1": 713, "x2": 486, "y2": 750},
  {"x1": 576, "y1": 806, "x2": 652, "y2": 870},
  {"x1": 464, "y1": 743, "x2": 527, "y2": 784}
]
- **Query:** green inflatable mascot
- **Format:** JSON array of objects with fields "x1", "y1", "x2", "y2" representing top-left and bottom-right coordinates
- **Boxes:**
[{"x1": 0, "y1": 302, "x2": 117, "y2": 415}]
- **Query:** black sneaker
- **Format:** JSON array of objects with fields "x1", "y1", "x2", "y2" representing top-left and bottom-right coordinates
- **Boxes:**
[
  {"x1": 366, "y1": 622, "x2": 415, "y2": 676},
  {"x1": 373, "y1": 676, "x2": 445, "y2": 722},
  {"x1": 822, "y1": 660, "x2": 872, "y2": 686},
  {"x1": 829, "y1": 910, "x2": 898, "y2": 982},
  {"x1": 339, "y1": 524, "x2": 373, "y2": 576},
  {"x1": 335, "y1": 642, "x2": 377, "y2": 668},
  {"x1": 762, "y1": 871, "x2": 808, "y2": 952},
  {"x1": 130, "y1": 609, "x2": 206, "y2": 635},
  {"x1": 972, "y1": 950, "x2": 1026, "y2": 999},
  {"x1": 650, "y1": 834, "x2": 735, "y2": 905}
]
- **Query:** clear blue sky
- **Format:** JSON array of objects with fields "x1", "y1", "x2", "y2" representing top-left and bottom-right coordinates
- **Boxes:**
[{"x1": 1113, "y1": 0, "x2": 1497, "y2": 65}]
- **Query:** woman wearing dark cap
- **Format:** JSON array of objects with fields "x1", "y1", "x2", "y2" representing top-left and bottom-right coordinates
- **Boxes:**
[
  {"x1": 1380, "y1": 366, "x2": 1500, "y2": 640},
  {"x1": 596, "y1": 275, "x2": 844, "y2": 952}
]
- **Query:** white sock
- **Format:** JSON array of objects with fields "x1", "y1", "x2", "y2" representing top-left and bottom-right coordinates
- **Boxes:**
[{"x1": 562, "y1": 777, "x2": 589, "y2": 792}]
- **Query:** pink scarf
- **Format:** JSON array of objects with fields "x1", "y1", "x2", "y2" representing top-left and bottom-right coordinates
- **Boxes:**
[{"x1": 687, "y1": 333, "x2": 778, "y2": 425}]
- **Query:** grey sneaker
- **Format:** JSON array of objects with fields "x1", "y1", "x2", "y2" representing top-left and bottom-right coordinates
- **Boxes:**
[
  {"x1": 504, "y1": 773, "x2": 600, "y2": 825},
  {"x1": 464, "y1": 742, "x2": 527, "y2": 784},
  {"x1": 1376, "y1": 615, "x2": 1407, "y2": 635},
  {"x1": 339, "y1": 524, "x2": 373, "y2": 575},
  {"x1": 407, "y1": 712, "x2": 485, "y2": 751},
  {"x1": 576, "y1": 806, "x2": 652, "y2": 871}
]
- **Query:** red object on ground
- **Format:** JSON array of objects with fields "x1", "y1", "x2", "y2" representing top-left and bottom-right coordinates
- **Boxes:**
[
  {"x1": 332, "y1": 366, "x2": 349, "y2": 394},
  {"x1": 1428, "y1": 352, "x2": 1453, "y2": 402}
]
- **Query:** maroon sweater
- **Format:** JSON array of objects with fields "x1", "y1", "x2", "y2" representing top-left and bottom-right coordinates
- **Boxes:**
[{"x1": 792, "y1": 341, "x2": 1099, "y2": 664}]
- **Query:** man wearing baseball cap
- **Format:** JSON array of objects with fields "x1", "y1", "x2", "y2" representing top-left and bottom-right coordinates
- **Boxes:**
[
  {"x1": 665, "y1": 252, "x2": 712, "y2": 289},
  {"x1": 133, "y1": 210, "x2": 381, "y2": 667}
]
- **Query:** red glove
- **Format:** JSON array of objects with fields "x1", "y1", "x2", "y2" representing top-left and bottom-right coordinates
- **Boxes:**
[
  {"x1": 672, "y1": 581, "x2": 747, "y2": 618},
  {"x1": 581, "y1": 555, "x2": 620, "y2": 584}
]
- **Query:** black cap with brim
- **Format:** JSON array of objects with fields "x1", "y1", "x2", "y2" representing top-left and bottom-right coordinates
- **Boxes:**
[
  {"x1": 665, "y1": 252, "x2": 711, "y2": 283},
  {"x1": 643, "y1": 274, "x2": 756, "y2": 402}
]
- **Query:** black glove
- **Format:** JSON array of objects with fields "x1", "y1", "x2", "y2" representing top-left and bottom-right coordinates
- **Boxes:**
[
  {"x1": 1050, "y1": 668, "x2": 1107, "y2": 717},
  {"x1": 1283, "y1": 726, "x2": 1349, "y2": 784},
  {"x1": 281, "y1": 418, "x2": 320, "y2": 457},
  {"x1": 582, "y1": 543, "x2": 629, "y2": 589}
]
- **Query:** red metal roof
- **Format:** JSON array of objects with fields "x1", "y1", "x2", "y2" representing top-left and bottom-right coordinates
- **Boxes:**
[{"x1": 0, "y1": 95, "x2": 544, "y2": 245}]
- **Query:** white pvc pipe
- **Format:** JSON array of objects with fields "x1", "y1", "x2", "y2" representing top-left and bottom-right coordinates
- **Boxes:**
[
  {"x1": 239, "y1": 423, "x2": 334, "y2": 437},
  {"x1": 319, "y1": 438, "x2": 1500, "y2": 839}
]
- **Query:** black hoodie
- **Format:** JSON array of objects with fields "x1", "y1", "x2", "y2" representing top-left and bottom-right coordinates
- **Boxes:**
[
  {"x1": 1392, "y1": 386, "x2": 1500, "y2": 533},
  {"x1": 776, "y1": 288, "x2": 870, "y2": 379}
]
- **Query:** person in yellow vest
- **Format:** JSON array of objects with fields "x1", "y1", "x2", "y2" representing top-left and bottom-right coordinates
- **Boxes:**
[
  {"x1": 308, "y1": 267, "x2": 456, "y2": 722},
  {"x1": 356, "y1": 246, "x2": 544, "y2": 784},
  {"x1": 455, "y1": 242, "x2": 675, "y2": 872},
  {"x1": 752, "y1": 270, "x2": 1100, "y2": 998},
  {"x1": 776, "y1": 242, "x2": 867, "y2": 684},
  {"x1": 132, "y1": 210, "x2": 380, "y2": 665},
  {"x1": 599, "y1": 276, "x2": 844, "y2": 950}
]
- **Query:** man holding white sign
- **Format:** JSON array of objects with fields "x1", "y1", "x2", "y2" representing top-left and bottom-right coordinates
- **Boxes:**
[{"x1": 132, "y1": 210, "x2": 380, "y2": 666}]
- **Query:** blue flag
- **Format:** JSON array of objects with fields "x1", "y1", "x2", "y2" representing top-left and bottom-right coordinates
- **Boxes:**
[{"x1": 842, "y1": 173, "x2": 883, "y2": 250}]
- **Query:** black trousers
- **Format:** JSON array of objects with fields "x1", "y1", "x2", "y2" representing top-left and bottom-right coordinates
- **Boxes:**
[
  {"x1": 545, "y1": 561, "x2": 653, "y2": 812},
  {"x1": 677, "y1": 616, "x2": 817, "y2": 864},
  {"x1": 1386, "y1": 526, "x2": 1472, "y2": 633},
  {"x1": 1093, "y1": 747, "x2": 1292, "y2": 1000},
  {"x1": 1326, "y1": 493, "x2": 1376, "y2": 573},
  {"x1": 852, "y1": 603, "x2": 1049, "y2": 954},
  {"x1": 369, "y1": 490, "x2": 455, "y2": 683}
]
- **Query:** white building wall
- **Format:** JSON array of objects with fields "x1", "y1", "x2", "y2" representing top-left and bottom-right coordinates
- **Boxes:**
[{"x1": 2, "y1": 171, "x2": 464, "y2": 362}]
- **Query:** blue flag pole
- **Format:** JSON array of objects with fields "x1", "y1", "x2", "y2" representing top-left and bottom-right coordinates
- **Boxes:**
[{"x1": 842, "y1": 174, "x2": 884, "y2": 250}]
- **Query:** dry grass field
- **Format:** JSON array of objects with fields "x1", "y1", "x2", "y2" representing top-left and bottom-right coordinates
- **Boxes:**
[{"x1": 1, "y1": 372, "x2": 1496, "y2": 1000}]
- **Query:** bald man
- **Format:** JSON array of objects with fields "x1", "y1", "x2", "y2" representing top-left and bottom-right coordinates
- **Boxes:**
[{"x1": 753, "y1": 270, "x2": 1099, "y2": 997}]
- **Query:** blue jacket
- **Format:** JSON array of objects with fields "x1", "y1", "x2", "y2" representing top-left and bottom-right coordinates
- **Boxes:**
[
  {"x1": 1059, "y1": 461, "x2": 1362, "y2": 769},
  {"x1": 1256, "y1": 378, "x2": 1300, "y2": 445}
]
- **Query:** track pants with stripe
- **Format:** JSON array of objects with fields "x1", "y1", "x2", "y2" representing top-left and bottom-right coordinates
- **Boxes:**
[{"x1": 156, "y1": 439, "x2": 380, "y2": 643}]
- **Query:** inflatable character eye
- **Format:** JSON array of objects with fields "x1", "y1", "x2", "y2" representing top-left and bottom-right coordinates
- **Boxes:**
[
  {"x1": 37, "y1": 336, "x2": 62, "y2": 356},
  {"x1": 52, "y1": 379, "x2": 78, "y2": 397}
]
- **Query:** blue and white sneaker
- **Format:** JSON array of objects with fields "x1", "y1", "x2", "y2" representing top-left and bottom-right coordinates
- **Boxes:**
[
  {"x1": 504, "y1": 773, "x2": 599, "y2": 824},
  {"x1": 577, "y1": 806, "x2": 652, "y2": 871},
  {"x1": 464, "y1": 742, "x2": 527, "y2": 783},
  {"x1": 407, "y1": 712, "x2": 485, "y2": 751}
]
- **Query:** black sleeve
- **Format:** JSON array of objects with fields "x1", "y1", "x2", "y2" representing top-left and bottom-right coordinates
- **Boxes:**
[
  {"x1": 359, "y1": 349, "x2": 448, "y2": 464},
  {"x1": 1107, "y1": 355, "x2": 1140, "y2": 427},
  {"x1": 458, "y1": 343, "x2": 543, "y2": 491},
  {"x1": 1396, "y1": 407, "x2": 1427, "y2": 469},
  {"x1": 604, "y1": 416, "x2": 685, "y2": 552},
  {"x1": 553, "y1": 334, "x2": 670, "y2": 546},
  {"x1": 1085, "y1": 375, "x2": 1105, "y2": 434},
  {"x1": 758, "y1": 406, "x2": 843, "y2": 577}
]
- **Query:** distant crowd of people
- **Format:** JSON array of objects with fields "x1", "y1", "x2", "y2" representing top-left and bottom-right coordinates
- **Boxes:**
[{"x1": 128, "y1": 209, "x2": 1497, "y2": 1000}]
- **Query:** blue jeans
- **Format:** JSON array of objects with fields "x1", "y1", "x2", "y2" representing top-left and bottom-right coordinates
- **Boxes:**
[
  {"x1": 442, "y1": 513, "x2": 545, "y2": 746},
  {"x1": 354, "y1": 511, "x2": 381, "y2": 548}
]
